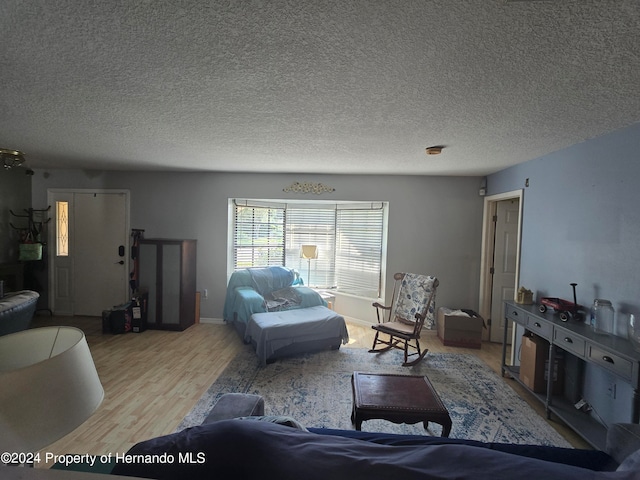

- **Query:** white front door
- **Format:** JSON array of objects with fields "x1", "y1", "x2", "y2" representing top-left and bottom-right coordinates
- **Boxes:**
[
  {"x1": 49, "y1": 190, "x2": 130, "y2": 316},
  {"x1": 489, "y1": 198, "x2": 520, "y2": 342}
]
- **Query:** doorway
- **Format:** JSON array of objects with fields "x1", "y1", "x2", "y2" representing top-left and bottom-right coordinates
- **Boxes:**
[
  {"x1": 479, "y1": 190, "x2": 523, "y2": 345},
  {"x1": 48, "y1": 189, "x2": 130, "y2": 316}
]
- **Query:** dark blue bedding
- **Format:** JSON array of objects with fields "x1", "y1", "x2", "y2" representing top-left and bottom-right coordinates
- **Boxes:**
[
  {"x1": 112, "y1": 420, "x2": 632, "y2": 480},
  {"x1": 308, "y1": 427, "x2": 617, "y2": 472}
]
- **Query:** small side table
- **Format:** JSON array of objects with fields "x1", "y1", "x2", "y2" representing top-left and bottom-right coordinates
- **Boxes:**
[
  {"x1": 351, "y1": 372, "x2": 452, "y2": 436},
  {"x1": 315, "y1": 290, "x2": 336, "y2": 310}
]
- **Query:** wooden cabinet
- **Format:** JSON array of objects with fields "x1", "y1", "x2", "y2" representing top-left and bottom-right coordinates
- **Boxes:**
[
  {"x1": 503, "y1": 301, "x2": 640, "y2": 450},
  {"x1": 138, "y1": 239, "x2": 197, "y2": 331}
]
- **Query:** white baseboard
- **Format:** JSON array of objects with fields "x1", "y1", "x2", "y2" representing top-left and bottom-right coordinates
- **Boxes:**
[
  {"x1": 342, "y1": 314, "x2": 374, "y2": 327},
  {"x1": 342, "y1": 314, "x2": 436, "y2": 334},
  {"x1": 199, "y1": 317, "x2": 225, "y2": 325}
]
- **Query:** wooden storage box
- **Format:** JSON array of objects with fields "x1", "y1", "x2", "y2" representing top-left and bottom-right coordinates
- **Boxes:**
[{"x1": 436, "y1": 307, "x2": 484, "y2": 349}]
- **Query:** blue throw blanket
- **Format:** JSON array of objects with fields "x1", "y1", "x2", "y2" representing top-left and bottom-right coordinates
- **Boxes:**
[{"x1": 249, "y1": 266, "x2": 295, "y2": 297}]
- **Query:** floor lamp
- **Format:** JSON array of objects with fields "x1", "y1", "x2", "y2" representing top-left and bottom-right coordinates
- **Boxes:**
[
  {"x1": 300, "y1": 245, "x2": 318, "y2": 287},
  {"x1": 0, "y1": 326, "x2": 104, "y2": 458}
]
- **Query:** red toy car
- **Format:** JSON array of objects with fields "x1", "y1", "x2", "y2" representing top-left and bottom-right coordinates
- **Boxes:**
[{"x1": 538, "y1": 283, "x2": 584, "y2": 322}]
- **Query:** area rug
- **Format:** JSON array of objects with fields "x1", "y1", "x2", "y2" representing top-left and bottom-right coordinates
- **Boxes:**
[{"x1": 177, "y1": 346, "x2": 571, "y2": 447}]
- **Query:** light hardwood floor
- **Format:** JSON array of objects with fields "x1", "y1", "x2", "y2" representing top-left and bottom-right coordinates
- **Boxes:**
[{"x1": 30, "y1": 314, "x2": 589, "y2": 467}]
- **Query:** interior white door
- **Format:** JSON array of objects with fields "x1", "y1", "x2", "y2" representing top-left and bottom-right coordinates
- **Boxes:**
[
  {"x1": 489, "y1": 198, "x2": 520, "y2": 342},
  {"x1": 73, "y1": 192, "x2": 128, "y2": 315}
]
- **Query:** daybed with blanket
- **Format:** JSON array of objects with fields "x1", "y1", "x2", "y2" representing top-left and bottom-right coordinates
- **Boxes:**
[{"x1": 222, "y1": 266, "x2": 327, "y2": 336}]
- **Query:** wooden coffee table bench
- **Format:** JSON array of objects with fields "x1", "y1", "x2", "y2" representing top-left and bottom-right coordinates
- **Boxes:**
[{"x1": 351, "y1": 372, "x2": 452, "y2": 436}]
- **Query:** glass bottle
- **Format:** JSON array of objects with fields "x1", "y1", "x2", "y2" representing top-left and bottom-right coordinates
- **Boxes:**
[
  {"x1": 591, "y1": 299, "x2": 614, "y2": 335},
  {"x1": 628, "y1": 314, "x2": 640, "y2": 352}
]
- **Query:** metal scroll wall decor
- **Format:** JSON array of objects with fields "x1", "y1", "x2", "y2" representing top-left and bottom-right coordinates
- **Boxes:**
[{"x1": 283, "y1": 182, "x2": 335, "y2": 194}]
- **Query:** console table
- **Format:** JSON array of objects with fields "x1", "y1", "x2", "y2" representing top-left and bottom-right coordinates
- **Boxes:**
[{"x1": 502, "y1": 301, "x2": 640, "y2": 450}]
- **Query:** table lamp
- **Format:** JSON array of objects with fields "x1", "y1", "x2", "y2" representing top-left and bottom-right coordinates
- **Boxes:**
[
  {"x1": 0, "y1": 326, "x2": 104, "y2": 454},
  {"x1": 300, "y1": 245, "x2": 318, "y2": 287}
]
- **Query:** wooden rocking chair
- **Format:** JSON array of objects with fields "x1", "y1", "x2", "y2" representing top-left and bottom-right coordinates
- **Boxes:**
[{"x1": 369, "y1": 272, "x2": 438, "y2": 366}]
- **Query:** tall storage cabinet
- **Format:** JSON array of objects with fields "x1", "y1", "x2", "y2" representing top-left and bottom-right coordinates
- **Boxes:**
[{"x1": 138, "y1": 238, "x2": 197, "y2": 331}]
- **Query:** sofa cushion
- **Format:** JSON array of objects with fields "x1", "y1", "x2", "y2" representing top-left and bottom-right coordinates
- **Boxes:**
[{"x1": 0, "y1": 290, "x2": 39, "y2": 336}]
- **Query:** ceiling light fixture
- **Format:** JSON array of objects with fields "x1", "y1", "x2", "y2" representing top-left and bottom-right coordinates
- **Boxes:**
[
  {"x1": 425, "y1": 146, "x2": 444, "y2": 155},
  {"x1": 0, "y1": 148, "x2": 26, "y2": 169}
]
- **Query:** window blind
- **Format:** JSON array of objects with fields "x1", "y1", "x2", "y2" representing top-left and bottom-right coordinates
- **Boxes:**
[
  {"x1": 233, "y1": 205, "x2": 285, "y2": 269},
  {"x1": 285, "y1": 207, "x2": 336, "y2": 287},
  {"x1": 335, "y1": 208, "x2": 383, "y2": 297}
]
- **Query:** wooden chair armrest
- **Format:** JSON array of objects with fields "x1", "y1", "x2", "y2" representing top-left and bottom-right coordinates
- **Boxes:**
[
  {"x1": 372, "y1": 302, "x2": 391, "y2": 324},
  {"x1": 372, "y1": 302, "x2": 391, "y2": 310}
]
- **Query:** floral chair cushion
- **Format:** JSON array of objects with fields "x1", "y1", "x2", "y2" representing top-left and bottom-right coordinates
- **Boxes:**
[{"x1": 393, "y1": 273, "x2": 437, "y2": 329}]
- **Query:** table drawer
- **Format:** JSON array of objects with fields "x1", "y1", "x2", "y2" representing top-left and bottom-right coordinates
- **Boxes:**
[
  {"x1": 505, "y1": 305, "x2": 527, "y2": 325},
  {"x1": 526, "y1": 315, "x2": 552, "y2": 340},
  {"x1": 587, "y1": 345, "x2": 633, "y2": 381},
  {"x1": 553, "y1": 326, "x2": 586, "y2": 358}
]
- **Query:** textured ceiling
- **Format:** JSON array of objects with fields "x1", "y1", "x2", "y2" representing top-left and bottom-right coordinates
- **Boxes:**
[{"x1": 1, "y1": 0, "x2": 639, "y2": 175}]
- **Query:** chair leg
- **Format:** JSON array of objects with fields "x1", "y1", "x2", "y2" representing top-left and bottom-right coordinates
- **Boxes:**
[
  {"x1": 403, "y1": 340, "x2": 409, "y2": 365},
  {"x1": 369, "y1": 331, "x2": 394, "y2": 353},
  {"x1": 402, "y1": 338, "x2": 428, "y2": 367},
  {"x1": 368, "y1": 331, "x2": 380, "y2": 352},
  {"x1": 370, "y1": 330, "x2": 427, "y2": 366}
]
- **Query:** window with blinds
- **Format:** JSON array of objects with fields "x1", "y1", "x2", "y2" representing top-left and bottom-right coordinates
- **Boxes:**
[{"x1": 232, "y1": 200, "x2": 387, "y2": 298}]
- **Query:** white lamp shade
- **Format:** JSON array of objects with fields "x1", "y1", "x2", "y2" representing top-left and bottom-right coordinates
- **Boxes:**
[
  {"x1": 0, "y1": 327, "x2": 104, "y2": 452},
  {"x1": 300, "y1": 245, "x2": 318, "y2": 260}
]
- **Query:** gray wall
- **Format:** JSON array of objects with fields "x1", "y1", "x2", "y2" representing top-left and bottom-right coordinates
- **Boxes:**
[
  {"x1": 1, "y1": 168, "x2": 32, "y2": 264},
  {"x1": 487, "y1": 121, "x2": 640, "y2": 426},
  {"x1": 31, "y1": 172, "x2": 484, "y2": 322}
]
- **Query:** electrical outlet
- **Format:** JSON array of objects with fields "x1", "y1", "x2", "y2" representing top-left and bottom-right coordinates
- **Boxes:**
[
  {"x1": 607, "y1": 382, "x2": 617, "y2": 399},
  {"x1": 203, "y1": 288, "x2": 208, "y2": 299}
]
